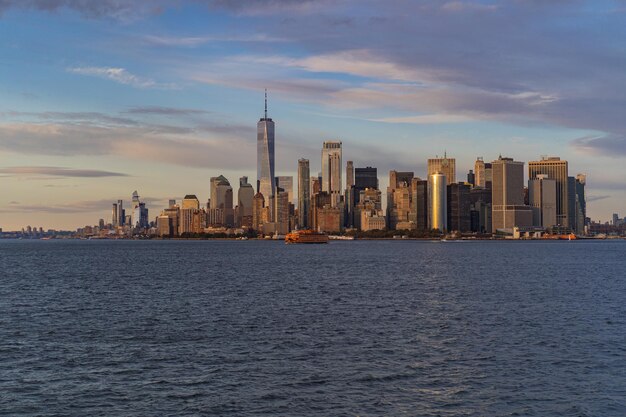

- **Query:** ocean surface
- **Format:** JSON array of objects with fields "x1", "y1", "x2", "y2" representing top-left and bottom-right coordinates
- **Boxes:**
[{"x1": 0, "y1": 239, "x2": 625, "y2": 416}]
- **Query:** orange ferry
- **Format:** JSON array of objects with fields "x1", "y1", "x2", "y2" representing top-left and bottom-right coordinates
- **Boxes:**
[{"x1": 285, "y1": 230, "x2": 329, "y2": 244}]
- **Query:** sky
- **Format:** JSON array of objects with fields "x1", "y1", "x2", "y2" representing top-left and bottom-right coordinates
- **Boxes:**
[{"x1": 1, "y1": 0, "x2": 625, "y2": 230}]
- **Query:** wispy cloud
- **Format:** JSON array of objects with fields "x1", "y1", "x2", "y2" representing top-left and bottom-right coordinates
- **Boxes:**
[
  {"x1": 0, "y1": 166, "x2": 129, "y2": 178},
  {"x1": 142, "y1": 33, "x2": 287, "y2": 47},
  {"x1": 67, "y1": 66, "x2": 175, "y2": 89},
  {"x1": 371, "y1": 114, "x2": 476, "y2": 124},
  {"x1": 125, "y1": 106, "x2": 209, "y2": 116}
]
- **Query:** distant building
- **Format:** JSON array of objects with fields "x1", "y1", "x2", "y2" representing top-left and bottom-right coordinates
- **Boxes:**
[
  {"x1": 131, "y1": 191, "x2": 149, "y2": 229},
  {"x1": 428, "y1": 154, "x2": 456, "y2": 184},
  {"x1": 410, "y1": 178, "x2": 428, "y2": 231},
  {"x1": 575, "y1": 174, "x2": 587, "y2": 234},
  {"x1": 492, "y1": 156, "x2": 532, "y2": 233},
  {"x1": 346, "y1": 160, "x2": 354, "y2": 189},
  {"x1": 210, "y1": 175, "x2": 234, "y2": 226},
  {"x1": 237, "y1": 176, "x2": 254, "y2": 227},
  {"x1": 428, "y1": 172, "x2": 447, "y2": 232},
  {"x1": 447, "y1": 183, "x2": 471, "y2": 232},
  {"x1": 252, "y1": 192, "x2": 266, "y2": 232},
  {"x1": 257, "y1": 90, "x2": 275, "y2": 201},
  {"x1": 528, "y1": 157, "x2": 569, "y2": 227},
  {"x1": 321, "y1": 141, "x2": 342, "y2": 207},
  {"x1": 467, "y1": 170, "x2": 475, "y2": 186},
  {"x1": 474, "y1": 157, "x2": 492, "y2": 189},
  {"x1": 298, "y1": 159, "x2": 311, "y2": 229},
  {"x1": 355, "y1": 167, "x2": 378, "y2": 190},
  {"x1": 275, "y1": 176, "x2": 293, "y2": 204},
  {"x1": 529, "y1": 175, "x2": 557, "y2": 229}
]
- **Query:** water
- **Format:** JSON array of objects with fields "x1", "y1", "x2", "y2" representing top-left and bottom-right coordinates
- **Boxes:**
[{"x1": 0, "y1": 239, "x2": 625, "y2": 416}]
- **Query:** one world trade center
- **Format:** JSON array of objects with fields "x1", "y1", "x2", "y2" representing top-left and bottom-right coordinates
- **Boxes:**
[{"x1": 257, "y1": 90, "x2": 275, "y2": 201}]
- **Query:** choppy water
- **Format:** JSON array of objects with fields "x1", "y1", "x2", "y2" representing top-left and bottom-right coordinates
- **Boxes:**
[{"x1": 0, "y1": 239, "x2": 625, "y2": 416}]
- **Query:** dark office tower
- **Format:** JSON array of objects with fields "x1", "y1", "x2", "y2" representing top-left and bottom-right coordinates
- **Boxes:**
[
  {"x1": 355, "y1": 167, "x2": 378, "y2": 190},
  {"x1": 410, "y1": 178, "x2": 428, "y2": 231},
  {"x1": 346, "y1": 161, "x2": 354, "y2": 188},
  {"x1": 528, "y1": 157, "x2": 569, "y2": 227},
  {"x1": 117, "y1": 200, "x2": 125, "y2": 226},
  {"x1": 567, "y1": 176, "x2": 577, "y2": 232},
  {"x1": 492, "y1": 156, "x2": 532, "y2": 233},
  {"x1": 298, "y1": 159, "x2": 311, "y2": 229},
  {"x1": 112, "y1": 203, "x2": 118, "y2": 227},
  {"x1": 257, "y1": 90, "x2": 275, "y2": 201},
  {"x1": 470, "y1": 187, "x2": 492, "y2": 233},
  {"x1": 447, "y1": 183, "x2": 472, "y2": 233},
  {"x1": 575, "y1": 174, "x2": 587, "y2": 233},
  {"x1": 467, "y1": 170, "x2": 475, "y2": 186}
]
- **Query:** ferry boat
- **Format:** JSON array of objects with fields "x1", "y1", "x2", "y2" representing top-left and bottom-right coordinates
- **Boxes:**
[{"x1": 285, "y1": 230, "x2": 329, "y2": 244}]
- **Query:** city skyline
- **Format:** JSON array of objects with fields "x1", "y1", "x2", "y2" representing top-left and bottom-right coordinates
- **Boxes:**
[{"x1": 1, "y1": 1, "x2": 625, "y2": 230}]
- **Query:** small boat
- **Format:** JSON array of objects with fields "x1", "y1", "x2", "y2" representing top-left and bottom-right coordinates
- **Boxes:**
[{"x1": 285, "y1": 230, "x2": 329, "y2": 244}]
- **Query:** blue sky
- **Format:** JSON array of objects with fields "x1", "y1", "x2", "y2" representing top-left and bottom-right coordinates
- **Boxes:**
[{"x1": 1, "y1": 0, "x2": 625, "y2": 230}]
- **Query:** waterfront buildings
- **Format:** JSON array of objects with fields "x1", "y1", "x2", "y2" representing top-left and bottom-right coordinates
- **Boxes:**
[
  {"x1": 257, "y1": 91, "x2": 275, "y2": 201},
  {"x1": 276, "y1": 176, "x2": 293, "y2": 205},
  {"x1": 410, "y1": 178, "x2": 428, "y2": 231},
  {"x1": 474, "y1": 157, "x2": 492, "y2": 188},
  {"x1": 447, "y1": 183, "x2": 471, "y2": 232},
  {"x1": 346, "y1": 161, "x2": 354, "y2": 189},
  {"x1": 428, "y1": 172, "x2": 447, "y2": 231},
  {"x1": 209, "y1": 175, "x2": 234, "y2": 226},
  {"x1": 528, "y1": 157, "x2": 569, "y2": 227},
  {"x1": 321, "y1": 141, "x2": 342, "y2": 207},
  {"x1": 237, "y1": 177, "x2": 254, "y2": 228},
  {"x1": 298, "y1": 159, "x2": 311, "y2": 229},
  {"x1": 387, "y1": 171, "x2": 414, "y2": 230},
  {"x1": 529, "y1": 175, "x2": 557, "y2": 229},
  {"x1": 491, "y1": 157, "x2": 532, "y2": 233},
  {"x1": 428, "y1": 154, "x2": 456, "y2": 184}
]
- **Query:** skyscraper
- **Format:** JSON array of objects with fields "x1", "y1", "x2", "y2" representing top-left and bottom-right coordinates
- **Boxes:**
[
  {"x1": 346, "y1": 161, "x2": 354, "y2": 189},
  {"x1": 117, "y1": 199, "x2": 125, "y2": 227},
  {"x1": 410, "y1": 178, "x2": 428, "y2": 231},
  {"x1": 131, "y1": 190, "x2": 149, "y2": 229},
  {"x1": 428, "y1": 154, "x2": 456, "y2": 184},
  {"x1": 528, "y1": 175, "x2": 557, "y2": 229},
  {"x1": 492, "y1": 156, "x2": 532, "y2": 232},
  {"x1": 298, "y1": 159, "x2": 310, "y2": 229},
  {"x1": 275, "y1": 176, "x2": 293, "y2": 204},
  {"x1": 474, "y1": 157, "x2": 493, "y2": 189},
  {"x1": 575, "y1": 174, "x2": 587, "y2": 234},
  {"x1": 355, "y1": 167, "x2": 378, "y2": 190},
  {"x1": 387, "y1": 171, "x2": 414, "y2": 230},
  {"x1": 428, "y1": 172, "x2": 447, "y2": 231},
  {"x1": 447, "y1": 183, "x2": 471, "y2": 232},
  {"x1": 321, "y1": 141, "x2": 342, "y2": 207},
  {"x1": 528, "y1": 157, "x2": 569, "y2": 226},
  {"x1": 257, "y1": 90, "x2": 275, "y2": 201},
  {"x1": 210, "y1": 175, "x2": 234, "y2": 226},
  {"x1": 112, "y1": 203, "x2": 118, "y2": 227},
  {"x1": 238, "y1": 177, "x2": 254, "y2": 227}
]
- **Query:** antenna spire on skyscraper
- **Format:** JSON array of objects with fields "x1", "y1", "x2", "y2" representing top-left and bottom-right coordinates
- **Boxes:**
[{"x1": 264, "y1": 88, "x2": 267, "y2": 119}]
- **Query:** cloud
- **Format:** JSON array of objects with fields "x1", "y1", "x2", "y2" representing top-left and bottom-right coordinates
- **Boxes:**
[
  {"x1": 0, "y1": 166, "x2": 129, "y2": 178},
  {"x1": 142, "y1": 33, "x2": 286, "y2": 47},
  {"x1": 0, "y1": 0, "x2": 165, "y2": 20},
  {"x1": 371, "y1": 114, "x2": 476, "y2": 124},
  {"x1": 67, "y1": 66, "x2": 175, "y2": 89},
  {"x1": 570, "y1": 135, "x2": 626, "y2": 157},
  {"x1": 587, "y1": 195, "x2": 610, "y2": 203},
  {"x1": 125, "y1": 106, "x2": 209, "y2": 116}
]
